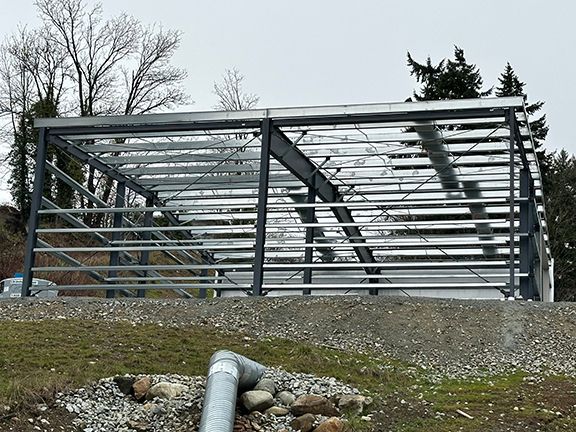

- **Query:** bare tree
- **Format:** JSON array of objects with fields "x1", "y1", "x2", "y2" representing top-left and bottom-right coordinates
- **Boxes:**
[
  {"x1": 213, "y1": 68, "x2": 259, "y2": 111},
  {"x1": 96, "y1": 26, "x2": 189, "y2": 215},
  {"x1": 0, "y1": 0, "x2": 189, "y2": 224},
  {"x1": 29, "y1": 0, "x2": 189, "y2": 223},
  {"x1": 0, "y1": 33, "x2": 35, "y2": 219},
  {"x1": 122, "y1": 26, "x2": 188, "y2": 115},
  {"x1": 35, "y1": 0, "x2": 139, "y2": 116},
  {"x1": 0, "y1": 28, "x2": 71, "y2": 219}
]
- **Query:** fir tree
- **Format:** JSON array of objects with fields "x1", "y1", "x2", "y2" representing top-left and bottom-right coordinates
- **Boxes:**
[
  {"x1": 407, "y1": 46, "x2": 491, "y2": 101},
  {"x1": 496, "y1": 63, "x2": 549, "y2": 173},
  {"x1": 545, "y1": 150, "x2": 576, "y2": 301}
]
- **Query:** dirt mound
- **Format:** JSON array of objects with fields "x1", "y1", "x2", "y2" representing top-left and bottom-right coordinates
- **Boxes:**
[{"x1": 0, "y1": 296, "x2": 575, "y2": 379}]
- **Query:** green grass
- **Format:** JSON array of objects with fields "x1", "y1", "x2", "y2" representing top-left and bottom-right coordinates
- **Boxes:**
[
  {"x1": 0, "y1": 319, "x2": 574, "y2": 431},
  {"x1": 0, "y1": 320, "x2": 404, "y2": 411}
]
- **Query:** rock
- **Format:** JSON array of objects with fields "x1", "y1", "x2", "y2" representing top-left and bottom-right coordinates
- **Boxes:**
[
  {"x1": 254, "y1": 378, "x2": 276, "y2": 395},
  {"x1": 126, "y1": 419, "x2": 150, "y2": 431},
  {"x1": 145, "y1": 382, "x2": 188, "y2": 400},
  {"x1": 290, "y1": 413, "x2": 317, "y2": 432},
  {"x1": 240, "y1": 390, "x2": 274, "y2": 412},
  {"x1": 265, "y1": 406, "x2": 289, "y2": 416},
  {"x1": 313, "y1": 417, "x2": 345, "y2": 432},
  {"x1": 234, "y1": 415, "x2": 253, "y2": 432},
  {"x1": 277, "y1": 390, "x2": 296, "y2": 406},
  {"x1": 337, "y1": 394, "x2": 372, "y2": 415},
  {"x1": 143, "y1": 402, "x2": 165, "y2": 415},
  {"x1": 132, "y1": 376, "x2": 152, "y2": 401},
  {"x1": 291, "y1": 395, "x2": 339, "y2": 417},
  {"x1": 113, "y1": 375, "x2": 135, "y2": 395}
]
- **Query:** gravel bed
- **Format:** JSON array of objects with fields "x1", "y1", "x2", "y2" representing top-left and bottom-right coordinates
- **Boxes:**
[
  {"x1": 1, "y1": 295, "x2": 575, "y2": 379},
  {"x1": 55, "y1": 368, "x2": 360, "y2": 432},
  {"x1": 57, "y1": 374, "x2": 203, "y2": 432}
]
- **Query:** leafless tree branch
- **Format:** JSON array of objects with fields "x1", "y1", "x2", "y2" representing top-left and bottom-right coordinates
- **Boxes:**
[{"x1": 213, "y1": 68, "x2": 259, "y2": 111}]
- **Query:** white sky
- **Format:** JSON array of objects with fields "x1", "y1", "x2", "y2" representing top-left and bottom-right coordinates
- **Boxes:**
[{"x1": 0, "y1": 0, "x2": 574, "y2": 202}]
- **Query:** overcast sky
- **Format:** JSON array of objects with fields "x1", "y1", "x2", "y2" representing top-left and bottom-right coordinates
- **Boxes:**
[{"x1": 0, "y1": 1, "x2": 573, "y2": 202}]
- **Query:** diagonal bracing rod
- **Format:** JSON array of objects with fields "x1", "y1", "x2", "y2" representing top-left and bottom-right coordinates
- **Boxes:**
[{"x1": 269, "y1": 128, "x2": 380, "y2": 280}]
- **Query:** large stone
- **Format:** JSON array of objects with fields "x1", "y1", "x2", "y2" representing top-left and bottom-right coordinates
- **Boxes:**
[
  {"x1": 337, "y1": 394, "x2": 372, "y2": 415},
  {"x1": 290, "y1": 413, "x2": 316, "y2": 432},
  {"x1": 240, "y1": 390, "x2": 274, "y2": 412},
  {"x1": 126, "y1": 419, "x2": 150, "y2": 431},
  {"x1": 113, "y1": 375, "x2": 135, "y2": 395},
  {"x1": 265, "y1": 406, "x2": 289, "y2": 416},
  {"x1": 254, "y1": 378, "x2": 276, "y2": 395},
  {"x1": 132, "y1": 376, "x2": 152, "y2": 402},
  {"x1": 145, "y1": 382, "x2": 188, "y2": 400},
  {"x1": 291, "y1": 395, "x2": 339, "y2": 417},
  {"x1": 277, "y1": 390, "x2": 296, "y2": 406},
  {"x1": 313, "y1": 417, "x2": 345, "y2": 432}
]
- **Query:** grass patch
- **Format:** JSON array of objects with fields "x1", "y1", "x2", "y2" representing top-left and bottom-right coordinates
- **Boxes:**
[
  {"x1": 0, "y1": 319, "x2": 405, "y2": 422},
  {"x1": 0, "y1": 319, "x2": 575, "y2": 431},
  {"x1": 395, "y1": 372, "x2": 576, "y2": 432}
]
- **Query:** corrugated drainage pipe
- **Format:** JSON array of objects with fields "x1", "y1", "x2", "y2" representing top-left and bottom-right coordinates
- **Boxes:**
[{"x1": 199, "y1": 350, "x2": 267, "y2": 432}]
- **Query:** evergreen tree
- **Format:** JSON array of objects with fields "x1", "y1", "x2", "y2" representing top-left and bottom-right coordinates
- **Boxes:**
[
  {"x1": 496, "y1": 63, "x2": 549, "y2": 173},
  {"x1": 407, "y1": 46, "x2": 492, "y2": 101},
  {"x1": 8, "y1": 109, "x2": 35, "y2": 220},
  {"x1": 545, "y1": 150, "x2": 576, "y2": 301}
]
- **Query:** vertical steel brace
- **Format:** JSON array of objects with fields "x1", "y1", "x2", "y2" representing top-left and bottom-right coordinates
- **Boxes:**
[
  {"x1": 507, "y1": 107, "x2": 516, "y2": 298},
  {"x1": 107, "y1": 182, "x2": 126, "y2": 298},
  {"x1": 138, "y1": 196, "x2": 154, "y2": 298},
  {"x1": 252, "y1": 118, "x2": 272, "y2": 296},
  {"x1": 23, "y1": 128, "x2": 49, "y2": 296},
  {"x1": 303, "y1": 186, "x2": 316, "y2": 293},
  {"x1": 519, "y1": 168, "x2": 535, "y2": 299}
]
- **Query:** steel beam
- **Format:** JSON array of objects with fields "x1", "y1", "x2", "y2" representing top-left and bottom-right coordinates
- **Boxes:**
[
  {"x1": 48, "y1": 135, "x2": 154, "y2": 200},
  {"x1": 36, "y1": 97, "x2": 524, "y2": 129},
  {"x1": 36, "y1": 239, "x2": 106, "y2": 283},
  {"x1": 47, "y1": 156, "x2": 202, "y2": 279},
  {"x1": 269, "y1": 128, "x2": 380, "y2": 281}
]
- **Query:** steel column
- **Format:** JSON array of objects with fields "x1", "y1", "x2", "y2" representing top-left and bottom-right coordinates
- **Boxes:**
[
  {"x1": 138, "y1": 196, "x2": 154, "y2": 298},
  {"x1": 198, "y1": 268, "x2": 208, "y2": 299},
  {"x1": 22, "y1": 128, "x2": 49, "y2": 296},
  {"x1": 519, "y1": 168, "x2": 534, "y2": 299},
  {"x1": 507, "y1": 108, "x2": 516, "y2": 298},
  {"x1": 107, "y1": 182, "x2": 126, "y2": 298},
  {"x1": 303, "y1": 186, "x2": 316, "y2": 294},
  {"x1": 252, "y1": 118, "x2": 272, "y2": 296}
]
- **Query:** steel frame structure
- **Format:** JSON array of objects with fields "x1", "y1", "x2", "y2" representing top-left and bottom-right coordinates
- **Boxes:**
[{"x1": 23, "y1": 97, "x2": 553, "y2": 300}]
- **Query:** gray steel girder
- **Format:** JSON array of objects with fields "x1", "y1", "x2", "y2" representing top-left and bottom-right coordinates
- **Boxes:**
[{"x1": 269, "y1": 128, "x2": 380, "y2": 278}]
